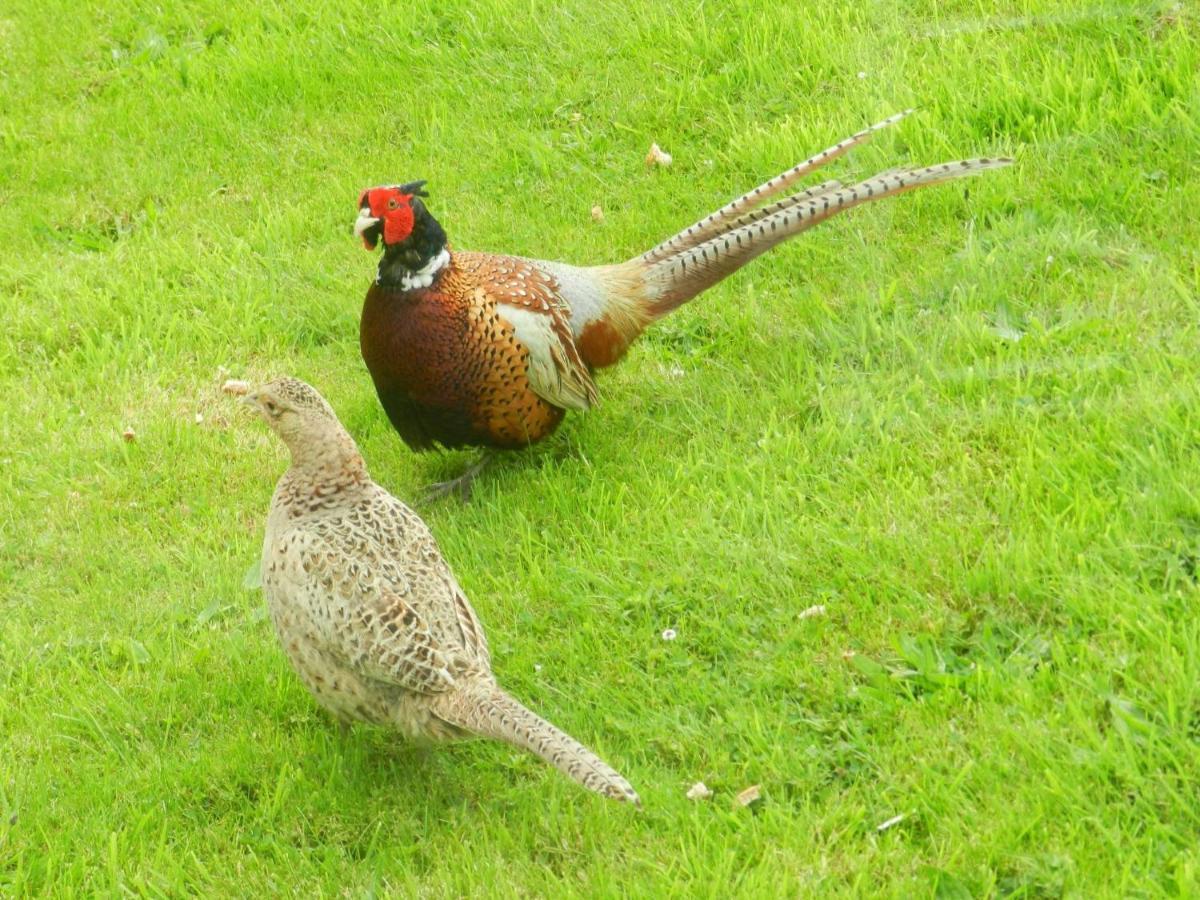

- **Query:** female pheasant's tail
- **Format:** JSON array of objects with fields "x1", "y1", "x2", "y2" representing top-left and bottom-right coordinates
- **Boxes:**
[{"x1": 434, "y1": 685, "x2": 640, "y2": 804}]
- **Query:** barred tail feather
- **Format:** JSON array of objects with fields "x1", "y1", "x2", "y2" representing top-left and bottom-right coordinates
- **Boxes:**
[
  {"x1": 638, "y1": 109, "x2": 915, "y2": 265},
  {"x1": 640, "y1": 156, "x2": 1012, "y2": 316},
  {"x1": 435, "y1": 686, "x2": 640, "y2": 804}
]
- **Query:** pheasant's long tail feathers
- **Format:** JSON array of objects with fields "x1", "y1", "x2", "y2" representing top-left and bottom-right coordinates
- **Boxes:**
[
  {"x1": 639, "y1": 110, "x2": 915, "y2": 265},
  {"x1": 639, "y1": 156, "x2": 1012, "y2": 317},
  {"x1": 435, "y1": 686, "x2": 640, "y2": 804}
]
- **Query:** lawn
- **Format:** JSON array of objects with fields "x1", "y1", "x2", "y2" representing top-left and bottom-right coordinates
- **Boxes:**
[{"x1": 2, "y1": 0, "x2": 1198, "y2": 895}]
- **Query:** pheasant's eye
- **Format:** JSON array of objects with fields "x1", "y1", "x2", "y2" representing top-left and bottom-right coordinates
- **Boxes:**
[
  {"x1": 265, "y1": 399, "x2": 280, "y2": 416},
  {"x1": 387, "y1": 198, "x2": 399, "y2": 210}
]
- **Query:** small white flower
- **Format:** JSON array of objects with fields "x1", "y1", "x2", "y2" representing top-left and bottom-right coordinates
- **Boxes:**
[
  {"x1": 534, "y1": 664, "x2": 543, "y2": 673},
  {"x1": 686, "y1": 781, "x2": 712, "y2": 800},
  {"x1": 857, "y1": 71, "x2": 868, "y2": 79},
  {"x1": 661, "y1": 628, "x2": 677, "y2": 641},
  {"x1": 194, "y1": 412, "x2": 204, "y2": 424}
]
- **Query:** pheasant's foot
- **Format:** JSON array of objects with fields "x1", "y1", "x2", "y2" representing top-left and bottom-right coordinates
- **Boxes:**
[{"x1": 420, "y1": 452, "x2": 494, "y2": 504}]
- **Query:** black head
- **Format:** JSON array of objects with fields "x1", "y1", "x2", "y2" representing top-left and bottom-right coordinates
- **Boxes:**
[{"x1": 355, "y1": 181, "x2": 448, "y2": 290}]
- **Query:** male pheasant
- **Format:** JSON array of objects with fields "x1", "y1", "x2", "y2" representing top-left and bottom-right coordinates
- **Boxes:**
[
  {"x1": 356, "y1": 112, "x2": 1010, "y2": 491},
  {"x1": 247, "y1": 377, "x2": 639, "y2": 803}
]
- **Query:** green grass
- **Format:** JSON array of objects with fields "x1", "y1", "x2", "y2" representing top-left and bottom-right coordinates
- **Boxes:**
[{"x1": 2, "y1": 0, "x2": 1199, "y2": 894}]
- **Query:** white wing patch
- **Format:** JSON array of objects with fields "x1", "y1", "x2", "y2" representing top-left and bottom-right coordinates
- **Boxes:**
[
  {"x1": 498, "y1": 303, "x2": 598, "y2": 411},
  {"x1": 532, "y1": 259, "x2": 608, "y2": 338}
]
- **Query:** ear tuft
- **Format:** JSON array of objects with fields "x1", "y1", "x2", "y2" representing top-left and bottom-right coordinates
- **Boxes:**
[{"x1": 399, "y1": 179, "x2": 429, "y2": 198}]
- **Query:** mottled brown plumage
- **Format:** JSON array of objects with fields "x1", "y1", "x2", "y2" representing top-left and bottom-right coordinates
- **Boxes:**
[
  {"x1": 249, "y1": 377, "x2": 638, "y2": 802},
  {"x1": 356, "y1": 112, "x2": 1011, "y2": 454}
]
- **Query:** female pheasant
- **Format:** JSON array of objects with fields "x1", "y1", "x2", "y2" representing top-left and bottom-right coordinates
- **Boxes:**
[
  {"x1": 248, "y1": 377, "x2": 639, "y2": 803},
  {"x1": 356, "y1": 112, "x2": 1010, "y2": 491}
]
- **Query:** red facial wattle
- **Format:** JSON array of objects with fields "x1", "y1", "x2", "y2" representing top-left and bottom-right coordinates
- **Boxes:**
[
  {"x1": 360, "y1": 187, "x2": 416, "y2": 250},
  {"x1": 382, "y1": 198, "x2": 414, "y2": 246}
]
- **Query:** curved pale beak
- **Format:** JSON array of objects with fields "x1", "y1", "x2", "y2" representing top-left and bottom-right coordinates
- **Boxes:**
[{"x1": 354, "y1": 206, "x2": 381, "y2": 249}]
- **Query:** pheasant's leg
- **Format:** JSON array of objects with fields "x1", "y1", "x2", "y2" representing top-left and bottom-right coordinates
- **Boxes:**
[{"x1": 421, "y1": 452, "x2": 494, "y2": 504}]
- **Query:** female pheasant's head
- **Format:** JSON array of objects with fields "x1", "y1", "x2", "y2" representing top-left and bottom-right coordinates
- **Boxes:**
[
  {"x1": 354, "y1": 181, "x2": 449, "y2": 291},
  {"x1": 245, "y1": 377, "x2": 366, "y2": 477}
]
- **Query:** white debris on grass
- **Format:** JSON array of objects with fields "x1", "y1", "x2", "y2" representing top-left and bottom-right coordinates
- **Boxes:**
[
  {"x1": 734, "y1": 784, "x2": 761, "y2": 807},
  {"x1": 645, "y1": 142, "x2": 672, "y2": 167}
]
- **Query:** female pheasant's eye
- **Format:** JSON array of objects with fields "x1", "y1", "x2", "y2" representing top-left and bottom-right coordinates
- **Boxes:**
[
  {"x1": 265, "y1": 400, "x2": 280, "y2": 416},
  {"x1": 387, "y1": 198, "x2": 399, "y2": 210}
]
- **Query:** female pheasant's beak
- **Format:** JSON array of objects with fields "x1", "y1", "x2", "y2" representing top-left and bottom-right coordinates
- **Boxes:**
[
  {"x1": 355, "y1": 206, "x2": 382, "y2": 250},
  {"x1": 242, "y1": 391, "x2": 266, "y2": 418},
  {"x1": 242, "y1": 390, "x2": 286, "y2": 425}
]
